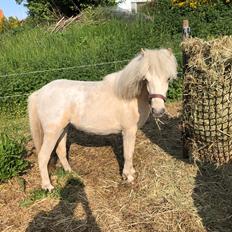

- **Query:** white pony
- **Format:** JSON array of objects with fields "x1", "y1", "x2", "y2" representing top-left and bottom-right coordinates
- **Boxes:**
[{"x1": 28, "y1": 48, "x2": 177, "y2": 191}]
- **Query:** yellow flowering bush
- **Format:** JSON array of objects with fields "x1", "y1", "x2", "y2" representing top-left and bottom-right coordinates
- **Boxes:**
[
  {"x1": 0, "y1": 17, "x2": 22, "y2": 33},
  {"x1": 8, "y1": 17, "x2": 21, "y2": 29},
  {"x1": 172, "y1": 0, "x2": 231, "y2": 8}
]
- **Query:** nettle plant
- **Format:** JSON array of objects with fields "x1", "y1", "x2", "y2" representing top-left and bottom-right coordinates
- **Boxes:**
[{"x1": 0, "y1": 133, "x2": 29, "y2": 182}]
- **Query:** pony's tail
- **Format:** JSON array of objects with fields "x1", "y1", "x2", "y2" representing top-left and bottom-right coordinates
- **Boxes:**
[{"x1": 28, "y1": 92, "x2": 43, "y2": 154}]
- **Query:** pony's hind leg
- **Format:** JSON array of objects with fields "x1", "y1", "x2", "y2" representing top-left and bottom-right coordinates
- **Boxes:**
[
  {"x1": 122, "y1": 127, "x2": 137, "y2": 183},
  {"x1": 38, "y1": 130, "x2": 63, "y2": 191},
  {"x1": 56, "y1": 130, "x2": 72, "y2": 172}
]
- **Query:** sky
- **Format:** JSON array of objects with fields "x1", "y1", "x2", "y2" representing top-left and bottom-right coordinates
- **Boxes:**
[{"x1": 0, "y1": 0, "x2": 28, "y2": 19}]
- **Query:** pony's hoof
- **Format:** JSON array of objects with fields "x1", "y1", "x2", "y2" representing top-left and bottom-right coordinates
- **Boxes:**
[
  {"x1": 64, "y1": 167, "x2": 73, "y2": 172},
  {"x1": 122, "y1": 173, "x2": 135, "y2": 184},
  {"x1": 122, "y1": 173, "x2": 127, "y2": 181},
  {"x1": 42, "y1": 183, "x2": 54, "y2": 192},
  {"x1": 126, "y1": 175, "x2": 135, "y2": 184}
]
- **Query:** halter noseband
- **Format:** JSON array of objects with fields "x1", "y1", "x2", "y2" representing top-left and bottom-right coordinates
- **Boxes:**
[{"x1": 149, "y1": 94, "x2": 166, "y2": 102}]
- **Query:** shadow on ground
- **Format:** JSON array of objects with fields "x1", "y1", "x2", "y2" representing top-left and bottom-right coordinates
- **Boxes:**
[
  {"x1": 193, "y1": 163, "x2": 232, "y2": 232},
  {"x1": 25, "y1": 178, "x2": 101, "y2": 232},
  {"x1": 65, "y1": 114, "x2": 186, "y2": 177},
  {"x1": 67, "y1": 125, "x2": 124, "y2": 175},
  {"x1": 142, "y1": 114, "x2": 232, "y2": 231},
  {"x1": 141, "y1": 114, "x2": 187, "y2": 162},
  {"x1": 47, "y1": 111, "x2": 232, "y2": 232}
]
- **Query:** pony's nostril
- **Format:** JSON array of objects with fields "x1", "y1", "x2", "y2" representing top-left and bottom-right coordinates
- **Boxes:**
[
  {"x1": 160, "y1": 108, "x2": 165, "y2": 115},
  {"x1": 152, "y1": 108, "x2": 165, "y2": 117}
]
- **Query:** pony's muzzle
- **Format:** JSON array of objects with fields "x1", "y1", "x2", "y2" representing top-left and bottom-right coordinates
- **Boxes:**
[{"x1": 152, "y1": 107, "x2": 165, "y2": 118}]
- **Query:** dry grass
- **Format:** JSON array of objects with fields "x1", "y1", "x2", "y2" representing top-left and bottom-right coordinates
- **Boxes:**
[
  {"x1": 182, "y1": 36, "x2": 232, "y2": 164},
  {"x1": 1, "y1": 102, "x2": 232, "y2": 232}
]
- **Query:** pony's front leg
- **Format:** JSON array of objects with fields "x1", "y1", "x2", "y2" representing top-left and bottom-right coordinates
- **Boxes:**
[{"x1": 122, "y1": 127, "x2": 137, "y2": 183}]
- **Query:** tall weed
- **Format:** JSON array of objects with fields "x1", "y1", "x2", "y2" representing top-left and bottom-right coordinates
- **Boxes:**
[{"x1": 0, "y1": 133, "x2": 29, "y2": 182}]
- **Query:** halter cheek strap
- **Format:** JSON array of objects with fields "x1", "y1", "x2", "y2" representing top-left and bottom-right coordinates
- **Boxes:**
[{"x1": 149, "y1": 94, "x2": 166, "y2": 102}]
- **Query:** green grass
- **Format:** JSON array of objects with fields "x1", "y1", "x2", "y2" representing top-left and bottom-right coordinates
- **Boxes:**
[
  {"x1": 0, "y1": 16, "x2": 183, "y2": 110},
  {"x1": 0, "y1": 133, "x2": 29, "y2": 182},
  {"x1": 19, "y1": 168, "x2": 83, "y2": 207},
  {"x1": 0, "y1": 110, "x2": 29, "y2": 139}
]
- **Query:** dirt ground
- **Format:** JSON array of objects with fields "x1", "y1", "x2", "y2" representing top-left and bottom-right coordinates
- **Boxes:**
[{"x1": 1, "y1": 102, "x2": 232, "y2": 232}]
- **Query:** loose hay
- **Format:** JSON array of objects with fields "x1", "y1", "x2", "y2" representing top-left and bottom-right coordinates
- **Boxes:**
[{"x1": 182, "y1": 36, "x2": 232, "y2": 164}]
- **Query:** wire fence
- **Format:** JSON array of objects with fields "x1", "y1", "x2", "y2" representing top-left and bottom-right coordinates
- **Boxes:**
[
  {"x1": 0, "y1": 59, "x2": 129, "y2": 100},
  {"x1": 0, "y1": 58, "x2": 183, "y2": 100},
  {"x1": 0, "y1": 59, "x2": 130, "y2": 78}
]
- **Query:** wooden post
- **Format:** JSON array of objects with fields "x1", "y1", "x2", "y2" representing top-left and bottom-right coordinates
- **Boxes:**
[
  {"x1": 182, "y1": 19, "x2": 191, "y2": 39},
  {"x1": 182, "y1": 19, "x2": 191, "y2": 159},
  {"x1": 182, "y1": 19, "x2": 191, "y2": 73}
]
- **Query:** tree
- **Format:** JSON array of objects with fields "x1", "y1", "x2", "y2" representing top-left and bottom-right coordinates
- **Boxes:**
[{"x1": 15, "y1": 0, "x2": 116, "y2": 20}]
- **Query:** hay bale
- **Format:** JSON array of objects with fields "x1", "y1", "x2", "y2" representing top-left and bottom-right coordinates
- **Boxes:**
[{"x1": 182, "y1": 36, "x2": 232, "y2": 164}]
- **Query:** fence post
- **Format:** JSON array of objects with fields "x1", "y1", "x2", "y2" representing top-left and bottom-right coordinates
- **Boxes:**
[
  {"x1": 182, "y1": 19, "x2": 190, "y2": 72},
  {"x1": 182, "y1": 19, "x2": 191, "y2": 159}
]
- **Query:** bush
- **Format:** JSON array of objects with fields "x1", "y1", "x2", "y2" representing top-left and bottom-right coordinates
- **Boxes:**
[
  {"x1": 16, "y1": 0, "x2": 116, "y2": 21},
  {"x1": 0, "y1": 17, "x2": 22, "y2": 33},
  {"x1": 0, "y1": 133, "x2": 29, "y2": 182},
  {"x1": 171, "y1": 0, "x2": 232, "y2": 8},
  {"x1": 142, "y1": 0, "x2": 232, "y2": 38}
]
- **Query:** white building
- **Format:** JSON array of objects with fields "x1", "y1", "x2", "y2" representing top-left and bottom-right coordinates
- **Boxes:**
[{"x1": 117, "y1": 0, "x2": 151, "y2": 13}]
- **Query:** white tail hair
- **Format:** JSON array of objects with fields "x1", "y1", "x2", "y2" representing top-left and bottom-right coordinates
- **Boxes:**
[{"x1": 28, "y1": 92, "x2": 43, "y2": 153}]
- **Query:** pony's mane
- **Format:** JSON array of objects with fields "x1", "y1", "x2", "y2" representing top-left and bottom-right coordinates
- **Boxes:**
[{"x1": 114, "y1": 48, "x2": 177, "y2": 100}]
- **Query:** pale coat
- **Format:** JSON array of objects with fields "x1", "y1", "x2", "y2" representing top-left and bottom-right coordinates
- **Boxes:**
[{"x1": 28, "y1": 48, "x2": 177, "y2": 191}]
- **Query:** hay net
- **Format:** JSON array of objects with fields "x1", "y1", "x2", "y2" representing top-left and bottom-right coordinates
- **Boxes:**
[{"x1": 182, "y1": 36, "x2": 232, "y2": 164}]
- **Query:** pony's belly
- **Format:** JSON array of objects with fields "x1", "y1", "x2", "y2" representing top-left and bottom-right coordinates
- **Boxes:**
[
  {"x1": 71, "y1": 117, "x2": 122, "y2": 135},
  {"x1": 73, "y1": 124, "x2": 121, "y2": 135}
]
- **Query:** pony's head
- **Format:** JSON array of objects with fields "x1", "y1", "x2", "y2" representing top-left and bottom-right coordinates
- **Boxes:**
[
  {"x1": 116, "y1": 48, "x2": 177, "y2": 117},
  {"x1": 142, "y1": 48, "x2": 177, "y2": 117}
]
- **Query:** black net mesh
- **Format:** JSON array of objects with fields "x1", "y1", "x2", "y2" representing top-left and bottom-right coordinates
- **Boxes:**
[{"x1": 182, "y1": 37, "x2": 232, "y2": 164}]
